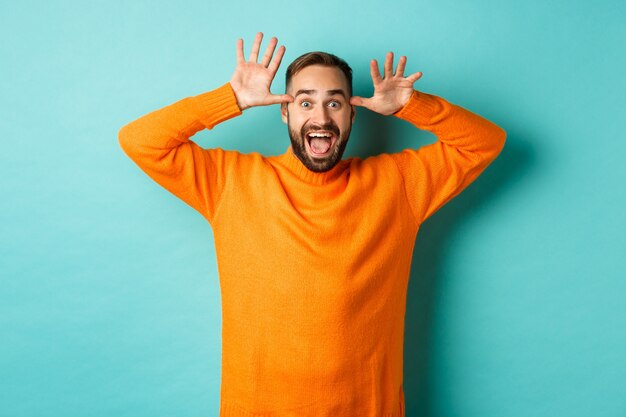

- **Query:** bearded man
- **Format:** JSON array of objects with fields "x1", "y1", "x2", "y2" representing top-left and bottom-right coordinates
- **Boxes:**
[{"x1": 119, "y1": 32, "x2": 506, "y2": 417}]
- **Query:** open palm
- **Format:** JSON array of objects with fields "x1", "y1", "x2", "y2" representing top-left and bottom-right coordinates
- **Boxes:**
[
  {"x1": 229, "y1": 32, "x2": 293, "y2": 111},
  {"x1": 350, "y1": 52, "x2": 423, "y2": 116}
]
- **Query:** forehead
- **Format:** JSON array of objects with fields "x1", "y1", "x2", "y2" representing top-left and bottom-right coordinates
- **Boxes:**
[{"x1": 289, "y1": 65, "x2": 349, "y2": 94}]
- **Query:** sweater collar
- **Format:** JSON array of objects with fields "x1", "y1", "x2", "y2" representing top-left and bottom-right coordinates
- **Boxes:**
[{"x1": 276, "y1": 146, "x2": 349, "y2": 185}]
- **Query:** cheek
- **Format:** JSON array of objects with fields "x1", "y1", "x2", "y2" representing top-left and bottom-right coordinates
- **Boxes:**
[
  {"x1": 288, "y1": 118, "x2": 306, "y2": 136},
  {"x1": 337, "y1": 112, "x2": 352, "y2": 130},
  {"x1": 292, "y1": 116, "x2": 306, "y2": 128}
]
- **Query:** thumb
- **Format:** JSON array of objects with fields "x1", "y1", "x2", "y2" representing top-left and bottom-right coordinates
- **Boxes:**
[
  {"x1": 266, "y1": 94, "x2": 294, "y2": 106},
  {"x1": 350, "y1": 96, "x2": 371, "y2": 108}
]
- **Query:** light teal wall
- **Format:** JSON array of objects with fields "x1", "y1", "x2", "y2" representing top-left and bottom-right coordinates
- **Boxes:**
[{"x1": 1, "y1": 1, "x2": 624, "y2": 416}]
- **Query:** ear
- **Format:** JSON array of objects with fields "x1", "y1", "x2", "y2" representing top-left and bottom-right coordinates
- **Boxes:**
[
  {"x1": 351, "y1": 105, "x2": 356, "y2": 123},
  {"x1": 281, "y1": 102, "x2": 288, "y2": 124}
]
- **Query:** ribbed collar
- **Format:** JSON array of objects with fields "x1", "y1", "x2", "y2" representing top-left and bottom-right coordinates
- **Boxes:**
[{"x1": 274, "y1": 146, "x2": 350, "y2": 186}]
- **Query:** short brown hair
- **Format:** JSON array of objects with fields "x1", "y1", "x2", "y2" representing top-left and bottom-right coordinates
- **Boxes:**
[{"x1": 285, "y1": 51, "x2": 353, "y2": 96}]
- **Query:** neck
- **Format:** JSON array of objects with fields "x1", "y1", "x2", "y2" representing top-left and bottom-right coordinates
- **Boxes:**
[{"x1": 278, "y1": 146, "x2": 348, "y2": 185}]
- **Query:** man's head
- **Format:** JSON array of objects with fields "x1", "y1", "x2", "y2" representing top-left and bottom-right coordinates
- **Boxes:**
[{"x1": 281, "y1": 52, "x2": 355, "y2": 173}]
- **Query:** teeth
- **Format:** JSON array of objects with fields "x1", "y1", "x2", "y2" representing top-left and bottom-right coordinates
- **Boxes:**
[{"x1": 308, "y1": 132, "x2": 332, "y2": 138}]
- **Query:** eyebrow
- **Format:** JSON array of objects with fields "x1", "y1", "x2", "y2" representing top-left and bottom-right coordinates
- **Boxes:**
[{"x1": 294, "y1": 89, "x2": 347, "y2": 99}]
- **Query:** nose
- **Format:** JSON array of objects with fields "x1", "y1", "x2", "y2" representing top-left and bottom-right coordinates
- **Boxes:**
[{"x1": 310, "y1": 104, "x2": 332, "y2": 125}]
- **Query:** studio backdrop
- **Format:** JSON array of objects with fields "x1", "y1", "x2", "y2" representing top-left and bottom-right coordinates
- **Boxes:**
[{"x1": 1, "y1": 1, "x2": 624, "y2": 416}]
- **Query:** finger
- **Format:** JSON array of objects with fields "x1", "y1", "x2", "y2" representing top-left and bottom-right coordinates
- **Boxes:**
[
  {"x1": 268, "y1": 45, "x2": 286, "y2": 75},
  {"x1": 349, "y1": 96, "x2": 370, "y2": 108},
  {"x1": 384, "y1": 52, "x2": 394, "y2": 79},
  {"x1": 395, "y1": 55, "x2": 407, "y2": 77},
  {"x1": 369, "y1": 59, "x2": 383, "y2": 84},
  {"x1": 266, "y1": 94, "x2": 294, "y2": 106},
  {"x1": 260, "y1": 37, "x2": 278, "y2": 67},
  {"x1": 249, "y1": 32, "x2": 263, "y2": 63},
  {"x1": 407, "y1": 71, "x2": 423, "y2": 83},
  {"x1": 236, "y1": 38, "x2": 245, "y2": 64},
  {"x1": 349, "y1": 96, "x2": 363, "y2": 106}
]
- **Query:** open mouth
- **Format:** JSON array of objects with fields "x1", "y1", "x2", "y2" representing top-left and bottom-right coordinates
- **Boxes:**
[{"x1": 305, "y1": 131, "x2": 337, "y2": 158}]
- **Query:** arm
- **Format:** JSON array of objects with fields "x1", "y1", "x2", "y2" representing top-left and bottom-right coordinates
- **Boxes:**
[
  {"x1": 391, "y1": 90, "x2": 506, "y2": 224},
  {"x1": 117, "y1": 83, "x2": 241, "y2": 223},
  {"x1": 351, "y1": 52, "x2": 506, "y2": 224},
  {"x1": 118, "y1": 32, "x2": 293, "y2": 223}
]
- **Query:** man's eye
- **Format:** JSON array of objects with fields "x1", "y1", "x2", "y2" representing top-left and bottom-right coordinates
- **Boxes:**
[
  {"x1": 301, "y1": 101, "x2": 311, "y2": 108},
  {"x1": 328, "y1": 101, "x2": 340, "y2": 108}
]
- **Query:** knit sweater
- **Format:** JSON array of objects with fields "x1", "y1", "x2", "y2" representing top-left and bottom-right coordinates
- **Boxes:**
[{"x1": 118, "y1": 82, "x2": 506, "y2": 417}]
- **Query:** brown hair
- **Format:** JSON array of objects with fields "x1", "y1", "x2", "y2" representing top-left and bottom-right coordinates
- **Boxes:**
[{"x1": 285, "y1": 51, "x2": 353, "y2": 96}]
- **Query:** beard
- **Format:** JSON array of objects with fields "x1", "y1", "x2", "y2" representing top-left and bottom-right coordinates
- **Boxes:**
[{"x1": 287, "y1": 112, "x2": 352, "y2": 173}]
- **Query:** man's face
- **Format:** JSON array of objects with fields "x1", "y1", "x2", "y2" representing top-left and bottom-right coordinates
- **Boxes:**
[{"x1": 281, "y1": 65, "x2": 355, "y2": 173}]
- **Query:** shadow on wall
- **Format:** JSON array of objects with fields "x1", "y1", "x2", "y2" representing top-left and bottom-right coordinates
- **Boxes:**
[
  {"x1": 406, "y1": 137, "x2": 529, "y2": 416},
  {"x1": 350, "y1": 97, "x2": 530, "y2": 415}
]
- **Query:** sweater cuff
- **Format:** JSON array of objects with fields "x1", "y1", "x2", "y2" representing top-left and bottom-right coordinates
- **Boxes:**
[
  {"x1": 192, "y1": 82, "x2": 242, "y2": 129},
  {"x1": 393, "y1": 90, "x2": 447, "y2": 128}
]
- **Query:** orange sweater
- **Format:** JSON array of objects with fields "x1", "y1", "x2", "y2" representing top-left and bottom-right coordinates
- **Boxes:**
[{"x1": 118, "y1": 82, "x2": 506, "y2": 417}]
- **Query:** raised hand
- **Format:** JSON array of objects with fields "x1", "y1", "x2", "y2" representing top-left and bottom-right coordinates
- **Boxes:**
[
  {"x1": 229, "y1": 32, "x2": 294, "y2": 111},
  {"x1": 350, "y1": 52, "x2": 423, "y2": 116}
]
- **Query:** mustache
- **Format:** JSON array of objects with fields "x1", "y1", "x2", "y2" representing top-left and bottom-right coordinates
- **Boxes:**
[{"x1": 301, "y1": 123, "x2": 340, "y2": 137}]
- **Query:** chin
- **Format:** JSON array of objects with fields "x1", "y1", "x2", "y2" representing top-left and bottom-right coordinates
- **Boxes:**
[{"x1": 290, "y1": 134, "x2": 350, "y2": 173}]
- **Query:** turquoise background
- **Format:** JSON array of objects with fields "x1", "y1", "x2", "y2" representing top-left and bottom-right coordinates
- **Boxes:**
[{"x1": 1, "y1": 0, "x2": 625, "y2": 416}]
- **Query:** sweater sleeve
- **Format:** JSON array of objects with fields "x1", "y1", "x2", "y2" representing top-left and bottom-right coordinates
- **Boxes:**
[
  {"x1": 391, "y1": 90, "x2": 506, "y2": 224},
  {"x1": 118, "y1": 82, "x2": 242, "y2": 224}
]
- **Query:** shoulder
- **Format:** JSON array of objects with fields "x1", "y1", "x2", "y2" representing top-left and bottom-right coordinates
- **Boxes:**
[
  {"x1": 214, "y1": 149, "x2": 275, "y2": 174},
  {"x1": 345, "y1": 153, "x2": 404, "y2": 185},
  {"x1": 204, "y1": 148, "x2": 266, "y2": 162},
  {"x1": 349, "y1": 153, "x2": 400, "y2": 173}
]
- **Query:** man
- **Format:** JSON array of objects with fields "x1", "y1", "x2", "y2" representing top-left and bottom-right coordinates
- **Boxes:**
[{"x1": 119, "y1": 32, "x2": 506, "y2": 417}]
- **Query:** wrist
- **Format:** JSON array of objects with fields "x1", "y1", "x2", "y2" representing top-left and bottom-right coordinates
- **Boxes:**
[
  {"x1": 192, "y1": 83, "x2": 243, "y2": 128},
  {"x1": 229, "y1": 81, "x2": 249, "y2": 111},
  {"x1": 391, "y1": 90, "x2": 415, "y2": 115},
  {"x1": 393, "y1": 90, "x2": 446, "y2": 125}
]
